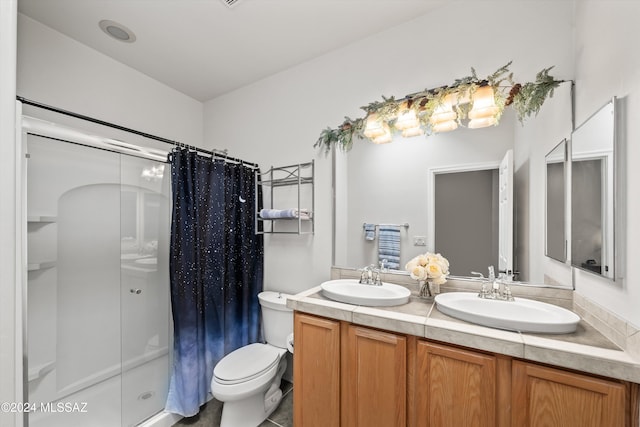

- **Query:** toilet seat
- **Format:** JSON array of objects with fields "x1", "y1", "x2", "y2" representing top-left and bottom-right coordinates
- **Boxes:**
[{"x1": 214, "y1": 343, "x2": 281, "y2": 385}]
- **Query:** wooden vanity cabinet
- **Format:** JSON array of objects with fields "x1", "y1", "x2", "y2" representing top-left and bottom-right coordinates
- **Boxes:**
[
  {"x1": 292, "y1": 313, "x2": 407, "y2": 427},
  {"x1": 512, "y1": 360, "x2": 633, "y2": 427},
  {"x1": 292, "y1": 312, "x2": 341, "y2": 427},
  {"x1": 293, "y1": 312, "x2": 638, "y2": 427},
  {"x1": 413, "y1": 340, "x2": 504, "y2": 427},
  {"x1": 343, "y1": 324, "x2": 407, "y2": 426}
]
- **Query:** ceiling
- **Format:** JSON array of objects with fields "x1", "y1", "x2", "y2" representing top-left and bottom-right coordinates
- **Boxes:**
[{"x1": 18, "y1": 0, "x2": 445, "y2": 102}]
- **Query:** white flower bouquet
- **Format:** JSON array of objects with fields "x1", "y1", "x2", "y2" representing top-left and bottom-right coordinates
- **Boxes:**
[{"x1": 405, "y1": 252, "x2": 450, "y2": 285}]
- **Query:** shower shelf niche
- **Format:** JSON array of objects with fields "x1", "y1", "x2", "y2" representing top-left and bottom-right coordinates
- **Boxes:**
[
  {"x1": 256, "y1": 160, "x2": 314, "y2": 235},
  {"x1": 28, "y1": 360, "x2": 56, "y2": 382},
  {"x1": 27, "y1": 215, "x2": 58, "y2": 272},
  {"x1": 28, "y1": 215, "x2": 57, "y2": 223},
  {"x1": 28, "y1": 261, "x2": 57, "y2": 272}
]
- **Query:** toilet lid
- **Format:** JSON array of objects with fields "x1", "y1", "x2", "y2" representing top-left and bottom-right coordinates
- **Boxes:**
[{"x1": 214, "y1": 343, "x2": 281, "y2": 385}]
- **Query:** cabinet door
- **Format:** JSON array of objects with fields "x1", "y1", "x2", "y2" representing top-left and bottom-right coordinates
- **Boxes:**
[
  {"x1": 344, "y1": 324, "x2": 407, "y2": 426},
  {"x1": 415, "y1": 340, "x2": 497, "y2": 427},
  {"x1": 293, "y1": 312, "x2": 341, "y2": 427},
  {"x1": 512, "y1": 360, "x2": 627, "y2": 427}
]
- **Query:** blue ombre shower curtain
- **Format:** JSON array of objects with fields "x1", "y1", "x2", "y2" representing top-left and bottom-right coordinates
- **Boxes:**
[{"x1": 165, "y1": 148, "x2": 263, "y2": 417}]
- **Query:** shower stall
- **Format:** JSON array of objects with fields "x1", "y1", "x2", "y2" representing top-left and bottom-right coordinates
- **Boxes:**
[{"x1": 21, "y1": 105, "x2": 175, "y2": 426}]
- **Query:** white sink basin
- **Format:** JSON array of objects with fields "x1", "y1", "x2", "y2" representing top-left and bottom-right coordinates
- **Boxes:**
[
  {"x1": 321, "y1": 279, "x2": 411, "y2": 307},
  {"x1": 434, "y1": 292, "x2": 580, "y2": 334}
]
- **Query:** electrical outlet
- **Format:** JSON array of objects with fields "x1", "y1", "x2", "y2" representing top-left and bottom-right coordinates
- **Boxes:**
[{"x1": 413, "y1": 236, "x2": 427, "y2": 246}]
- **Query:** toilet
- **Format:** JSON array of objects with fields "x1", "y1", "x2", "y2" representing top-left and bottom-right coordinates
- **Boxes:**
[{"x1": 211, "y1": 291, "x2": 293, "y2": 427}]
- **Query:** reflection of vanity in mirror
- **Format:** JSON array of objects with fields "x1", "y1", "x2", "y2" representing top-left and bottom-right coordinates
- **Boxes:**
[
  {"x1": 333, "y1": 82, "x2": 574, "y2": 284},
  {"x1": 570, "y1": 98, "x2": 616, "y2": 280},
  {"x1": 121, "y1": 185, "x2": 166, "y2": 268}
]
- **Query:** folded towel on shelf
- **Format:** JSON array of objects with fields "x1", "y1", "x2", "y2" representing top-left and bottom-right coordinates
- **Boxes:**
[
  {"x1": 378, "y1": 225, "x2": 401, "y2": 270},
  {"x1": 364, "y1": 223, "x2": 376, "y2": 241},
  {"x1": 259, "y1": 208, "x2": 312, "y2": 220}
]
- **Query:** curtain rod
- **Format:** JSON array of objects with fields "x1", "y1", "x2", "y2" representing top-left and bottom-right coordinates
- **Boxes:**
[{"x1": 16, "y1": 96, "x2": 259, "y2": 168}]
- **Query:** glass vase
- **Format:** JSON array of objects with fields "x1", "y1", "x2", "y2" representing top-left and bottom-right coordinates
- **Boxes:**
[{"x1": 418, "y1": 280, "x2": 438, "y2": 300}]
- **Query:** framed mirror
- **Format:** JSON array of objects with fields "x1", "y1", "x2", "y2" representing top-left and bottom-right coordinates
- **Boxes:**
[
  {"x1": 545, "y1": 139, "x2": 567, "y2": 262},
  {"x1": 570, "y1": 98, "x2": 616, "y2": 280}
]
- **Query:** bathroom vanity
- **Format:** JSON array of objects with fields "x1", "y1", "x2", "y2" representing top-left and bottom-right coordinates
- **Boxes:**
[{"x1": 288, "y1": 274, "x2": 640, "y2": 427}]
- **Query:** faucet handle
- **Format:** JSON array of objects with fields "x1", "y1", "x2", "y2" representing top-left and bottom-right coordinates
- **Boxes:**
[
  {"x1": 470, "y1": 271, "x2": 485, "y2": 279},
  {"x1": 374, "y1": 270, "x2": 382, "y2": 286},
  {"x1": 502, "y1": 282, "x2": 515, "y2": 301},
  {"x1": 359, "y1": 266, "x2": 370, "y2": 284}
]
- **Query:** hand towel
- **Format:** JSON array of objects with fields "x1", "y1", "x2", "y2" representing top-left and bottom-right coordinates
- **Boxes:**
[
  {"x1": 259, "y1": 208, "x2": 311, "y2": 219},
  {"x1": 364, "y1": 223, "x2": 376, "y2": 241},
  {"x1": 378, "y1": 225, "x2": 401, "y2": 270}
]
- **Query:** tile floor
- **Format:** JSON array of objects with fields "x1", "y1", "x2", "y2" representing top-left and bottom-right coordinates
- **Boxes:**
[{"x1": 173, "y1": 380, "x2": 293, "y2": 427}]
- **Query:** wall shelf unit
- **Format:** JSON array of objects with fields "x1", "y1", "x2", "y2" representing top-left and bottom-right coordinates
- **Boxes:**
[{"x1": 256, "y1": 160, "x2": 314, "y2": 235}]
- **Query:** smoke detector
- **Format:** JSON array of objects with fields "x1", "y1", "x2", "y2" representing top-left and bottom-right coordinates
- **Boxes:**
[{"x1": 220, "y1": 0, "x2": 242, "y2": 8}]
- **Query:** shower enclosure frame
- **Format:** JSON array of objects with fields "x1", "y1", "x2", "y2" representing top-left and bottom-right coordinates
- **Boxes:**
[
  {"x1": 16, "y1": 97, "x2": 259, "y2": 427},
  {"x1": 15, "y1": 98, "x2": 176, "y2": 427}
]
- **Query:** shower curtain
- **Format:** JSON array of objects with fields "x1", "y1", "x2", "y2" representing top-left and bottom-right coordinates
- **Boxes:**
[{"x1": 165, "y1": 148, "x2": 263, "y2": 417}]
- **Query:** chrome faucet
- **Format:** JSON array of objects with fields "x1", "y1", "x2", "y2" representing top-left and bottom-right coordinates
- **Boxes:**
[
  {"x1": 476, "y1": 266, "x2": 514, "y2": 301},
  {"x1": 359, "y1": 264, "x2": 382, "y2": 286}
]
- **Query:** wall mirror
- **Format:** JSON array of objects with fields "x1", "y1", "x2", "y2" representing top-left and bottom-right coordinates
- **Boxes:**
[
  {"x1": 570, "y1": 98, "x2": 616, "y2": 280},
  {"x1": 333, "y1": 117, "x2": 513, "y2": 278},
  {"x1": 332, "y1": 82, "x2": 573, "y2": 283},
  {"x1": 545, "y1": 139, "x2": 567, "y2": 262}
]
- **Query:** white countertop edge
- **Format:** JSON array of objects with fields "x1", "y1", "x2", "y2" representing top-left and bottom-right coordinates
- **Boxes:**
[
  {"x1": 353, "y1": 306, "x2": 428, "y2": 326},
  {"x1": 426, "y1": 317, "x2": 525, "y2": 344},
  {"x1": 521, "y1": 333, "x2": 636, "y2": 364},
  {"x1": 288, "y1": 289, "x2": 640, "y2": 383}
]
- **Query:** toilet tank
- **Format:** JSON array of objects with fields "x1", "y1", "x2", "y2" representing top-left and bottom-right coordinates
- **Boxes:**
[{"x1": 258, "y1": 291, "x2": 293, "y2": 349}]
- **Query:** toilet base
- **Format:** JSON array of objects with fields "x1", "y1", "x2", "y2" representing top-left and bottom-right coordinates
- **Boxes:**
[
  {"x1": 219, "y1": 387, "x2": 282, "y2": 427},
  {"x1": 218, "y1": 357, "x2": 286, "y2": 427}
]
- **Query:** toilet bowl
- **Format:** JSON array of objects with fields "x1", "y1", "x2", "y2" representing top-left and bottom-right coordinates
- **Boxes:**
[{"x1": 211, "y1": 291, "x2": 292, "y2": 427}]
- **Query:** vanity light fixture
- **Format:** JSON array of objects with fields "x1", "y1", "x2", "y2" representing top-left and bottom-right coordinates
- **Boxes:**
[
  {"x1": 395, "y1": 101, "x2": 420, "y2": 131},
  {"x1": 395, "y1": 101, "x2": 423, "y2": 137},
  {"x1": 372, "y1": 122, "x2": 393, "y2": 144},
  {"x1": 401, "y1": 127, "x2": 424, "y2": 138},
  {"x1": 363, "y1": 113, "x2": 387, "y2": 139},
  {"x1": 314, "y1": 62, "x2": 566, "y2": 154},
  {"x1": 467, "y1": 85, "x2": 500, "y2": 129},
  {"x1": 429, "y1": 93, "x2": 458, "y2": 133}
]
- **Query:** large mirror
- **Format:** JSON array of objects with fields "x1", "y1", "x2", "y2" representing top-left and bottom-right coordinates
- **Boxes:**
[
  {"x1": 545, "y1": 139, "x2": 567, "y2": 262},
  {"x1": 333, "y1": 83, "x2": 574, "y2": 283},
  {"x1": 571, "y1": 98, "x2": 616, "y2": 280}
]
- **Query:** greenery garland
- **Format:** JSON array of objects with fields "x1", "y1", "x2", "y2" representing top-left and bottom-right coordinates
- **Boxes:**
[{"x1": 314, "y1": 62, "x2": 564, "y2": 155}]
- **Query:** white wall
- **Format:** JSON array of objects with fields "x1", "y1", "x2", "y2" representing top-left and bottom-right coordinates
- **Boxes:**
[
  {"x1": 0, "y1": 2, "x2": 20, "y2": 426},
  {"x1": 571, "y1": 1, "x2": 640, "y2": 327},
  {"x1": 17, "y1": 14, "x2": 203, "y2": 147},
  {"x1": 203, "y1": 0, "x2": 574, "y2": 295}
]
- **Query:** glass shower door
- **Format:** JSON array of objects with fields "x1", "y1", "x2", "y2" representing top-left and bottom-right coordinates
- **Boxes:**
[
  {"x1": 27, "y1": 134, "x2": 124, "y2": 427},
  {"x1": 120, "y1": 156, "x2": 171, "y2": 426},
  {"x1": 25, "y1": 129, "x2": 171, "y2": 427}
]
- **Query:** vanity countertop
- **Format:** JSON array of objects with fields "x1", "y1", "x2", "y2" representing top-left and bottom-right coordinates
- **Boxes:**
[{"x1": 287, "y1": 282, "x2": 640, "y2": 384}]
